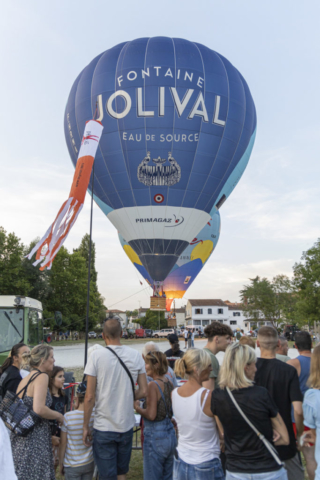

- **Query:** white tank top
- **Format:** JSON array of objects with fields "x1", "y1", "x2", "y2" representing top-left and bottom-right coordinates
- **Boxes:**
[{"x1": 172, "y1": 387, "x2": 220, "y2": 464}]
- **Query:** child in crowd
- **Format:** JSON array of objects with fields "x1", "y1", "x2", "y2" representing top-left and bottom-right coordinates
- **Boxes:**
[
  {"x1": 59, "y1": 382, "x2": 95, "y2": 480},
  {"x1": 49, "y1": 366, "x2": 68, "y2": 468}
]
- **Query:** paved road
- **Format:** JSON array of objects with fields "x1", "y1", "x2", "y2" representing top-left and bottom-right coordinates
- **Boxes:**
[{"x1": 53, "y1": 339, "x2": 299, "y2": 368}]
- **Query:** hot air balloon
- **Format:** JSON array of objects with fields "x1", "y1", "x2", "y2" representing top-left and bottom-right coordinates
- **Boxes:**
[
  {"x1": 119, "y1": 210, "x2": 221, "y2": 308},
  {"x1": 64, "y1": 37, "x2": 256, "y2": 301}
]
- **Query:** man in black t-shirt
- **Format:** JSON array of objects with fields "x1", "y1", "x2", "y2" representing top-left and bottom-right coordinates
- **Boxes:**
[{"x1": 255, "y1": 326, "x2": 304, "y2": 480}]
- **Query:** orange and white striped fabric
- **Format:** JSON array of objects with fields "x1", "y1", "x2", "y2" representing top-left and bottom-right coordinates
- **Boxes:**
[{"x1": 27, "y1": 120, "x2": 103, "y2": 270}]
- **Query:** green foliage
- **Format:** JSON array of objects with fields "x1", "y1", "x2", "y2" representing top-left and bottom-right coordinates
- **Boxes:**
[
  {"x1": 22, "y1": 239, "x2": 51, "y2": 302},
  {"x1": 140, "y1": 310, "x2": 167, "y2": 330},
  {"x1": 126, "y1": 309, "x2": 139, "y2": 318},
  {"x1": 240, "y1": 275, "x2": 299, "y2": 327},
  {"x1": 0, "y1": 227, "x2": 106, "y2": 332},
  {"x1": 293, "y1": 239, "x2": 320, "y2": 325},
  {"x1": 0, "y1": 227, "x2": 30, "y2": 295}
]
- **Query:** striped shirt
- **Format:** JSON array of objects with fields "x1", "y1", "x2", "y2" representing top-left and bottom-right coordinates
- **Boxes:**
[{"x1": 61, "y1": 410, "x2": 94, "y2": 467}]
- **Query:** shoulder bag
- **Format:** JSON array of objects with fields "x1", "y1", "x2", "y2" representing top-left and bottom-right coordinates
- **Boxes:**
[
  {"x1": 106, "y1": 347, "x2": 135, "y2": 397},
  {"x1": 0, "y1": 371, "x2": 46, "y2": 436},
  {"x1": 226, "y1": 387, "x2": 283, "y2": 466}
]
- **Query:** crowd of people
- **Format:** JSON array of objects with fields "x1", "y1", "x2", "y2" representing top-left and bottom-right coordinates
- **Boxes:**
[{"x1": 1, "y1": 320, "x2": 320, "y2": 480}]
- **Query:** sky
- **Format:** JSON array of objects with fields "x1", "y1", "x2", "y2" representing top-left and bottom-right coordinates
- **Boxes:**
[{"x1": 0, "y1": 1, "x2": 319, "y2": 311}]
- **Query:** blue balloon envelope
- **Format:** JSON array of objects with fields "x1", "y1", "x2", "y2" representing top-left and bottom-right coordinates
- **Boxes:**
[{"x1": 64, "y1": 37, "x2": 256, "y2": 283}]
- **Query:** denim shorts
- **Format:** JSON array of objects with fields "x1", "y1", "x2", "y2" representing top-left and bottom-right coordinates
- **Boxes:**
[
  {"x1": 173, "y1": 455, "x2": 225, "y2": 480},
  {"x1": 93, "y1": 428, "x2": 133, "y2": 480}
]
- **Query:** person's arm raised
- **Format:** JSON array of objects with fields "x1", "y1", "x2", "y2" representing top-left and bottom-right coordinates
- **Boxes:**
[
  {"x1": 135, "y1": 373, "x2": 148, "y2": 400},
  {"x1": 33, "y1": 374, "x2": 64, "y2": 424},
  {"x1": 271, "y1": 413, "x2": 289, "y2": 446},
  {"x1": 83, "y1": 375, "x2": 96, "y2": 447},
  {"x1": 134, "y1": 381, "x2": 158, "y2": 421}
]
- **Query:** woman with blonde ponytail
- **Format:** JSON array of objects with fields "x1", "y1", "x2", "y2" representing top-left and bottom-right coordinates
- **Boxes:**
[
  {"x1": 172, "y1": 348, "x2": 224, "y2": 480},
  {"x1": 10, "y1": 344, "x2": 64, "y2": 480}
]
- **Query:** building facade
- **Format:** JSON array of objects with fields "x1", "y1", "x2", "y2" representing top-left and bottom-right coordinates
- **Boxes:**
[
  {"x1": 107, "y1": 309, "x2": 127, "y2": 327},
  {"x1": 185, "y1": 299, "x2": 270, "y2": 332}
]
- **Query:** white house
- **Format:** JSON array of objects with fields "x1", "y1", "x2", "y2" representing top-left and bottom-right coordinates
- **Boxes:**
[
  {"x1": 185, "y1": 299, "x2": 230, "y2": 328},
  {"x1": 185, "y1": 299, "x2": 273, "y2": 332},
  {"x1": 107, "y1": 309, "x2": 127, "y2": 328}
]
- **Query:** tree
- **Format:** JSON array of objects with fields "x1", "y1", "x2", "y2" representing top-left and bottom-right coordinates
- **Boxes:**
[
  {"x1": 22, "y1": 239, "x2": 51, "y2": 304},
  {"x1": 126, "y1": 309, "x2": 138, "y2": 318},
  {"x1": 140, "y1": 310, "x2": 167, "y2": 330},
  {"x1": 240, "y1": 276, "x2": 278, "y2": 326},
  {"x1": 74, "y1": 234, "x2": 106, "y2": 327},
  {"x1": 240, "y1": 275, "x2": 300, "y2": 328},
  {"x1": 272, "y1": 274, "x2": 300, "y2": 325},
  {"x1": 293, "y1": 239, "x2": 320, "y2": 325},
  {"x1": 44, "y1": 247, "x2": 97, "y2": 331},
  {"x1": 0, "y1": 227, "x2": 30, "y2": 295}
]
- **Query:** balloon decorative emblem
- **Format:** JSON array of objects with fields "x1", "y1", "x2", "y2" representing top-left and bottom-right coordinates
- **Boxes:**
[{"x1": 63, "y1": 37, "x2": 256, "y2": 295}]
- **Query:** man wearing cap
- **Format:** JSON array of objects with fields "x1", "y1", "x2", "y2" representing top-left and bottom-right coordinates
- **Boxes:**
[{"x1": 165, "y1": 334, "x2": 184, "y2": 370}]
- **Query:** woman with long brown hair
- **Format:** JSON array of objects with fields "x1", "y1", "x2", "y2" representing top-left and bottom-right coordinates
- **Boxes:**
[{"x1": 0, "y1": 343, "x2": 30, "y2": 401}]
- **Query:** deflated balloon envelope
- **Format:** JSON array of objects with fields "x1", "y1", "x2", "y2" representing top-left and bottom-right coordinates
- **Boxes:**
[
  {"x1": 64, "y1": 37, "x2": 256, "y2": 283},
  {"x1": 119, "y1": 210, "x2": 221, "y2": 300}
]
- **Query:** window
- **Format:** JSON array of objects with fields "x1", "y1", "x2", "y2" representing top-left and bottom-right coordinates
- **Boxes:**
[
  {"x1": 208, "y1": 308, "x2": 212, "y2": 314},
  {"x1": 202, "y1": 320, "x2": 209, "y2": 326},
  {"x1": 230, "y1": 320, "x2": 237, "y2": 325},
  {"x1": 233, "y1": 312, "x2": 240, "y2": 317},
  {"x1": 218, "y1": 320, "x2": 223, "y2": 323},
  {"x1": 0, "y1": 308, "x2": 24, "y2": 353},
  {"x1": 194, "y1": 320, "x2": 201, "y2": 325},
  {"x1": 218, "y1": 308, "x2": 223, "y2": 314},
  {"x1": 195, "y1": 308, "x2": 203, "y2": 314}
]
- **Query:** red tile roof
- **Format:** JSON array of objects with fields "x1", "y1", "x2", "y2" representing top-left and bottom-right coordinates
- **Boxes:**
[{"x1": 188, "y1": 299, "x2": 227, "y2": 307}]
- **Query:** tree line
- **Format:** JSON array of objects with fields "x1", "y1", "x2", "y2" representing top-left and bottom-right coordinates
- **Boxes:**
[
  {"x1": 0, "y1": 227, "x2": 106, "y2": 332},
  {"x1": 240, "y1": 238, "x2": 320, "y2": 328}
]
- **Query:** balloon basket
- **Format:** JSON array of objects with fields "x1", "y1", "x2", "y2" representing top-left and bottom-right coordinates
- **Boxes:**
[{"x1": 150, "y1": 297, "x2": 166, "y2": 311}]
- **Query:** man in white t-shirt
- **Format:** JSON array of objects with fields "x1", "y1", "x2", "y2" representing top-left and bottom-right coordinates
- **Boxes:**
[{"x1": 83, "y1": 317, "x2": 147, "y2": 480}]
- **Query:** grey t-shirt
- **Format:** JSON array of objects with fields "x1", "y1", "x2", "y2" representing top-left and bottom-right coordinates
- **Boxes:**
[
  {"x1": 276, "y1": 353, "x2": 290, "y2": 363},
  {"x1": 204, "y1": 348, "x2": 220, "y2": 384}
]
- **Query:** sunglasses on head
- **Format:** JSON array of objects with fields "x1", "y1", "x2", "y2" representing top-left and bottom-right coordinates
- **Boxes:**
[{"x1": 146, "y1": 352, "x2": 159, "y2": 363}]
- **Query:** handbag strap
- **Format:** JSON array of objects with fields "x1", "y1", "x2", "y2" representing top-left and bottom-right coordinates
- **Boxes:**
[
  {"x1": 106, "y1": 347, "x2": 135, "y2": 397},
  {"x1": 226, "y1": 387, "x2": 283, "y2": 466},
  {"x1": 16, "y1": 371, "x2": 46, "y2": 398}
]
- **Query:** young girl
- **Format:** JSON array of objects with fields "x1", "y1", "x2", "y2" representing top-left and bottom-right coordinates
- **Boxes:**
[
  {"x1": 59, "y1": 382, "x2": 95, "y2": 480},
  {"x1": 49, "y1": 366, "x2": 68, "y2": 467}
]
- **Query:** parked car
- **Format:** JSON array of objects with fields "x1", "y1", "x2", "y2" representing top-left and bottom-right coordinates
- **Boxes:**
[
  {"x1": 145, "y1": 329, "x2": 153, "y2": 338},
  {"x1": 122, "y1": 328, "x2": 135, "y2": 339},
  {"x1": 135, "y1": 328, "x2": 146, "y2": 338},
  {"x1": 153, "y1": 328, "x2": 176, "y2": 338},
  {"x1": 98, "y1": 333, "x2": 103, "y2": 338},
  {"x1": 88, "y1": 331, "x2": 97, "y2": 339}
]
